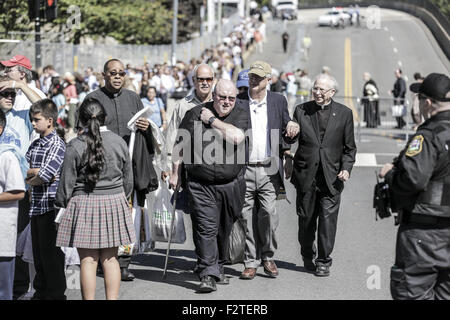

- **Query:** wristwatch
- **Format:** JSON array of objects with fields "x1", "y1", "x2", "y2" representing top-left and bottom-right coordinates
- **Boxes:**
[{"x1": 208, "y1": 116, "x2": 216, "y2": 125}]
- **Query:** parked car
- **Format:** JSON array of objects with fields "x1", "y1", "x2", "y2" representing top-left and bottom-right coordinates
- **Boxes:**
[{"x1": 318, "y1": 8, "x2": 351, "y2": 28}]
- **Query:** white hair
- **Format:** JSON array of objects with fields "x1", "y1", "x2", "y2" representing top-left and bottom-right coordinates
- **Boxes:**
[{"x1": 314, "y1": 73, "x2": 338, "y2": 91}]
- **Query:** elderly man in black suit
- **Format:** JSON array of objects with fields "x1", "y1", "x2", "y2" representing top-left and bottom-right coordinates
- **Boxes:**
[
  {"x1": 289, "y1": 73, "x2": 357, "y2": 277},
  {"x1": 238, "y1": 61, "x2": 299, "y2": 280}
]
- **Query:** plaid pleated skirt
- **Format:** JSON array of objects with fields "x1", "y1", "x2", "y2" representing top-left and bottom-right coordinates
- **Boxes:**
[{"x1": 56, "y1": 193, "x2": 136, "y2": 249}]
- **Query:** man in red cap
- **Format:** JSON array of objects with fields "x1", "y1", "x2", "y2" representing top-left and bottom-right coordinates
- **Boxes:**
[
  {"x1": 0, "y1": 55, "x2": 45, "y2": 300},
  {"x1": 0, "y1": 55, "x2": 46, "y2": 112}
]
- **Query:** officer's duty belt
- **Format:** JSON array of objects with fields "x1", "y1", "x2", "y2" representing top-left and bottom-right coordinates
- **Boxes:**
[
  {"x1": 247, "y1": 161, "x2": 271, "y2": 167},
  {"x1": 407, "y1": 214, "x2": 450, "y2": 226}
]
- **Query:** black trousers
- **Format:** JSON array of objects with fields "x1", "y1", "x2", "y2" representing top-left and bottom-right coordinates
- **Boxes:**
[
  {"x1": 187, "y1": 175, "x2": 246, "y2": 280},
  {"x1": 391, "y1": 219, "x2": 450, "y2": 300},
  {"x1": 296, "y1": 182, "x2": 341, "y2": 267},
  {"x1": 13, "y1": 192, "x2": 30, "y2": 299},
  {"x1": 31, "y1": 211, "x2": 66, "y2": 300}
]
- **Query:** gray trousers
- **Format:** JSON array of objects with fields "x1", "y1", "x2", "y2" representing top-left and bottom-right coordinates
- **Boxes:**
[
  {"x1": 242, "y1": 166, "x2": 280, "y2": 269},
  {"x1": 0, "y1": 257, "x2": 15, "y2": 300}
]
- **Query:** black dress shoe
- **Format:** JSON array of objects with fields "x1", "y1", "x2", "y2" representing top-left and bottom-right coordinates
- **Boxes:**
[
  {"x1": 217, "y1": 273, "x2": 229, "y2": 285},
  {"x1": 315, "y1": 265, "x2": 330, "y2": 277},
  {"x1": 303, "y1": 258, "x2": 316, "y2": 272},
  {"x1": 121, "y1": 267, "x2": 135, "y2": 281},
  {"x1": 198, "y1": 276, "x2": 217, "y2": 293}
]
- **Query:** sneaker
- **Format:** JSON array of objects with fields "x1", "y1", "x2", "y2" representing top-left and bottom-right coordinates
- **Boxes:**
[
  {"x1": 198, "y1": 276, "x2": 217, "y2": 293},
  {"x1": 303, "y1": 258, "x2": 316, "y2": 272}
]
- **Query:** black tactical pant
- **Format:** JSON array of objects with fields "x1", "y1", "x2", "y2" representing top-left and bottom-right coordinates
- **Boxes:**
[{"x1": 391, "y1": 219, "x2": 450, "y2": 300}]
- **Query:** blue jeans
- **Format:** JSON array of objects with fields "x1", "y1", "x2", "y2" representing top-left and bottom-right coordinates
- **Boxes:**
[{"x1": 0, "y1": 257, "x2": 15, "y2": 300}]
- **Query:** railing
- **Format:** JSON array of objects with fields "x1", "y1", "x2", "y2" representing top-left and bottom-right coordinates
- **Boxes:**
[{"x1": 289, "y1": 94, "x2": 416, "y2": 144}]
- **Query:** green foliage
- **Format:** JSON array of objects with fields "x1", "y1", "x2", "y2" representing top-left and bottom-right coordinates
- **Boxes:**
[
  {"x1": 54, "y1": 0, "x2": 174, "y2": 44},
  {"x1": 0, "y1": 0, "x2": 31, "y2": 38},
  {"x1": 430, "y1": 0, "x2": 450, "y2": 20}
]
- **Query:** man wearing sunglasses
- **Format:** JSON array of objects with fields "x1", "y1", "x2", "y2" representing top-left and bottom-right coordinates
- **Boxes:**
[
  {"x1": 85, "y1": 59, "x2": 150, "y2": 281},
  {"x1": 289, "y1": 73, "x2": 357, "y2": 277},
  {"x1": 379, "y1": 73, "x2": 450, "y2": 300},
  {"x1": 162, "y1": 64, "x2": 215, "y2": 179},
  {"x1": 169, "y1": 79, "x2": 247, "y2": 292}
]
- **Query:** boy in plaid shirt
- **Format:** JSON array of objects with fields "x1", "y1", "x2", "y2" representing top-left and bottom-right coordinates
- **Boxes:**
[{"x1": 26, "y1": 99, "x2": 66, "y2": 300}]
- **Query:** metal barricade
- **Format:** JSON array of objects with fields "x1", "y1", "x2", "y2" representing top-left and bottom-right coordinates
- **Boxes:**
[{"x1": 289, "y1": 95, "x2": 416, "y2": 145}]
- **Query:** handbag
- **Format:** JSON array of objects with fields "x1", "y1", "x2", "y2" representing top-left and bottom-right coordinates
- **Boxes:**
[{"x1": 391, "y1": 104, "x2": 406, "y2": 117}]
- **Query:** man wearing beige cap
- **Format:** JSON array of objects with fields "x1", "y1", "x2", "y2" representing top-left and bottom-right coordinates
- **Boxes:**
[{"x1": 237, "y1": 60, "x2": 299, "y2": 280}]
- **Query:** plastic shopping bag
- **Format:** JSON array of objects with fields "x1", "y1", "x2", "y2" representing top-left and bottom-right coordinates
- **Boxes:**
[
  {"x1": 150, "y1": 182, "x2": 186, "y2": 244},
  {"x1": 227, "y1": 219, "x2": 246, "y2": 264}
]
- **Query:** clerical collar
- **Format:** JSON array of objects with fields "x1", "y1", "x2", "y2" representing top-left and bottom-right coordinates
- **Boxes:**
[
  {"x1": 316, "y1": 101, "x2": 331, "y2": 110},
  {"x1": 101, "y1": 86, "x2": 122, "y2": 98}
]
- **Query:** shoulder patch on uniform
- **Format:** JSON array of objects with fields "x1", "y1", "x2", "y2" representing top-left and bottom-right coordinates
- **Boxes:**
[{"x1": 405, "y1": 135, "x2": 424, "y2": 157}]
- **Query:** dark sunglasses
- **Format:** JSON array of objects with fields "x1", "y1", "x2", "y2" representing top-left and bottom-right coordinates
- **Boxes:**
[
  {"x1": 0, "y1": 91, "x2": 16, "y2": 98},
  {"x1": 108, "y1": 71, "x2": 127, "y2": 77},
  {"x1": 217, "y1": 95, "x2": 236, "y2": 102},
  {"x1": 197, "y1": 77, "x2": 213, "y2": 83}
]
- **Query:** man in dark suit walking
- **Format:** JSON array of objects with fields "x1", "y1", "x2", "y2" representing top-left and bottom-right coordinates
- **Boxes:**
[
  {"x1": 237, "y1": 61, "x2": 299, "y2": 280},
  {"x1": 289, "y1": 74, "x2": 356, "y2": 277}
]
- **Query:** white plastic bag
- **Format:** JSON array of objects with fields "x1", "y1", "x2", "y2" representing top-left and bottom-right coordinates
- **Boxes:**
[
  {"x1": 150, "y1": 182, "x2": 186, "y2": 244},
  {"x1": 391, "y1": 104, "x2": 406, "y2": 117}
]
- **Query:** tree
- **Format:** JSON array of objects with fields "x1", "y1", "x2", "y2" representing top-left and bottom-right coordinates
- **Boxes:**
[
  {"x1": 53, "y1": 0, "x2": 174, "y2": 44},
  {"x1": 0, "y1": 0, "x2": 31, "y2": 39}
]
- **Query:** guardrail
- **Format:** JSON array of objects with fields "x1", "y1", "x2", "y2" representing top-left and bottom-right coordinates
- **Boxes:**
[{"x1": 298, "y1": 0, "x2": 450, "y2": 61}]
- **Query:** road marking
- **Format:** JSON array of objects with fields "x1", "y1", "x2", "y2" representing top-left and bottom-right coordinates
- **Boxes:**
[
  {"x1": 345, "y1": 38, "x2": 359, "y2": 121},
  {"x1": 355, "y1": 153, "x2": 377, "y2": 167},
  {"x1": 398, "y1": 61, "x2": 402, "y2": 67},
  {"x1": 384, "y1": 27, "x2": 389, "y2": 31},
  {"x1": 393, "y1": 47, "x2": 398, "y2": 53},
  {"x1": 390, "y1": 36, "x2": 394, "y2": 41}
]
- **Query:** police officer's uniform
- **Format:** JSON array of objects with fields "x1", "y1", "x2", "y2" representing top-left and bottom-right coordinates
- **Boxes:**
[{"x1": 385, "y1": 73, "x2": 450, "y2": 300}]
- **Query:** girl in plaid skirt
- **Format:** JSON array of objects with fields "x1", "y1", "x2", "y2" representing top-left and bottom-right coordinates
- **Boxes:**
[{"x1": 55, "y1": 98, "x2": 135, "y2": 300}]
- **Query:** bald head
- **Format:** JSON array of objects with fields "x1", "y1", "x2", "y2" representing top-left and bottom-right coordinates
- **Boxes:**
[{"x1": 213, "y1": 79, "x2": 238, "y2": 117}]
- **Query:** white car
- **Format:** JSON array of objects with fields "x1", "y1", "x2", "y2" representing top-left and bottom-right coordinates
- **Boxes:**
[{"x1": 318, "y1": 9, "x2": 351, "y2": 27}]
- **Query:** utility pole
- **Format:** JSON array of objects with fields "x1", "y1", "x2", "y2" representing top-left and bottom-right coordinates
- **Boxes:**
[
  {"x1": 35, "y1": 0, "x2": 42, "y2": 69},
  {"x1": 171, "y1": 0, "x2": 178, "y2": 66},
  {"x1": 207, "y1": 0, "x2": 214, "y2": 34}
]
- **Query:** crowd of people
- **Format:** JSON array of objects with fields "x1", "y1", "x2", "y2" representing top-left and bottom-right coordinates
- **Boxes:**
[{"x1": 0, "y1": 7, "x2": 449, "y2": 302}]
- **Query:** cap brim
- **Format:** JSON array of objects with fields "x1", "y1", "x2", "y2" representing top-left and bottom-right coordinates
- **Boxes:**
[
  {"x1": 409, "y1": 82, "x2": 421, "y2": 93},
  {"x1": 236, "y1": 80, "x2": 249, "y2": 88},
  {"x1": 0, "y1": 60, "x2": 16, "y2": 67},
  {"x1": 248, "y1": 69, "x2": 267, "y2": 77}
]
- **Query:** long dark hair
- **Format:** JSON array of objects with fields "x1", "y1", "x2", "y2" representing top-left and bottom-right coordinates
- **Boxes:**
[{"x1": 77, "y1": 98, "x2": 106, "y2": 189}]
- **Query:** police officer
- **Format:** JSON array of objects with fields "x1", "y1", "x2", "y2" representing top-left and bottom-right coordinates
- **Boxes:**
[{"x1": 379, "y1": 73, "x2": 450, "y2": 300}]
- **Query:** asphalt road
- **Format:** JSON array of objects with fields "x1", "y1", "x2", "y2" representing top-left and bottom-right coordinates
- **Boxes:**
[{"x1": 65, "y1": 8, "x2": 449, "y2": 301}]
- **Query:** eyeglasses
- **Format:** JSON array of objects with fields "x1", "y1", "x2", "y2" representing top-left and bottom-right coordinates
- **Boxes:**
[
  {"x1": 196, "y1": 77, "x2": 213, "y2": 83},
  {"x1": 107, "y1": 71, "x2": 127, "y2": 77},
  {"x1": 217, "y1": 95, "x2": 236, "y2": 102},
  {"x1": 312, "y1": 87, "x2": 333, "y2": 94},
  {"x1": 0, "y1": 91, "x2": 16, "y2": 98}
]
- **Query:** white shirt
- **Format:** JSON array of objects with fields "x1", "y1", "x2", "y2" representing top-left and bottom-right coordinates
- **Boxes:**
[
  {"x1": 249, "y1": 91, "x2": 270, "y2": 163},
  {"x1": 0, "y1": 151, "x2": 26, "y2": 257},
  {"x1": 13, "y1": 84, "x2": 46, "y2": 111}
]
